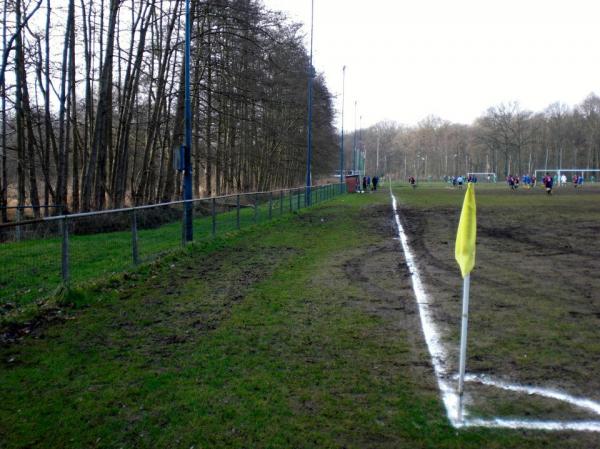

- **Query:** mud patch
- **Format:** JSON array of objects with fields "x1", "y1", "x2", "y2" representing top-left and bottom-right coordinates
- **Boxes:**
[
  {"x1": 329, "y1": 203, "x2": 440, "y2": 389},
  {"x1": 395, "y1": 189, "x2": 600, "y2": 415},
  {"x1": 108, "y1": 245, "x2": 301, "y2": 351}
]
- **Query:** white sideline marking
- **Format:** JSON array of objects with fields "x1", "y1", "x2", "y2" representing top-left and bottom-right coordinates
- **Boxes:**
[
  {"x1": 388, "y1": 185, "x2": 600, "y2": 432},
  {"x1": 389, "y1": 189, "x2": 461, "y2": 425}
]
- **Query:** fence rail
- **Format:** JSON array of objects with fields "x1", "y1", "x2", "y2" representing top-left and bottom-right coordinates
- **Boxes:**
[{"x1": 0, "y1": 183, "x2": 347, "y2": 308}]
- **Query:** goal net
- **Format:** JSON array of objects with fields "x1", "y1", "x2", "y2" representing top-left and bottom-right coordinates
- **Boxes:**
[
  {"x1": 467, "y1": 172, "x2": 497, "y2": 183},
  {"x1": 534, "y1": 169, "x2": 600, "y2": 185}
]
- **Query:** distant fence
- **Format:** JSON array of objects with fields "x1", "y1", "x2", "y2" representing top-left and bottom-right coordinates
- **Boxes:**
[
  {"x1": 0, "y1": 205, "x2": 65, "y2": 224},
  {"x1": 0, "y1": 183, "x2": 346, "y2": 308}
]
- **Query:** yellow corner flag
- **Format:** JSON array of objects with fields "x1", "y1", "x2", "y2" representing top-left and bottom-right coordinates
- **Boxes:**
[{"x1": 455, "y1": 182, "x2": 476, "y2": 278}]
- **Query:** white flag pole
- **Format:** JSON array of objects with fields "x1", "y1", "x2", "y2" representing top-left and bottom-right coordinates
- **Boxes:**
[{"x1": 457, "y1": 273, "x2": 471, "y2": 422}]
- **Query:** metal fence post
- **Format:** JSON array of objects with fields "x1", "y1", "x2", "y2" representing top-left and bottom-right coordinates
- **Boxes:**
[
  {"x1": 289, "y1": 189, "x2": 292, "y2": 212},
  {"x1": 236, "y1": 194, "x2": 241, "y2": 229},
  {"x1": 268, "y1": 192, "x2": 273, "y2": 220},
  {"x1": 279, "y1": 190, "x2": 284, "y2": 216},
  {"x1": 297, "y1": 189, "x2": 301, "y2": 210},
  {"x1": 212, "y1": 197, "x2": 216, "y2": 237},
  {"x1": 131, "y1": 210, "x2": 139, "y2": 265},
  {"x1": 57, "y1": 205, "x2": 63, "y2": 238},
  {"x1": 181, "y1": 205, "x2": 186, "y2": 246},
  {"x1": 254, "y1": 193, "x2": 258, "y2": 223},
  {"x1": 61, "y1": 216, "x2": 69, "y2": 284},
  {"x1": 15, "y1": 206, "x2": 22, "y2": 241}
]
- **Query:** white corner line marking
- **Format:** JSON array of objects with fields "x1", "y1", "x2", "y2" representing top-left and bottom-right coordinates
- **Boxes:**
[
  {"x1": 388, "y1": 185, "x2": 600, "y2": 432},
  {"x1": 465, "y1": 373, "x2": 600, "y2": 417}
]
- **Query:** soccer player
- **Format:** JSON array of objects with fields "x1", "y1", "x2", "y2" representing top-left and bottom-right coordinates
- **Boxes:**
[
  {"x1": 561, "y1": 174, "x2": 567, "y2": 186},
  {"x1": 543, "y1": 173, "x2": 553, "y2": 195},
  {"x1": 507, "y1": 175, "x2": 515, "y2": 190}
]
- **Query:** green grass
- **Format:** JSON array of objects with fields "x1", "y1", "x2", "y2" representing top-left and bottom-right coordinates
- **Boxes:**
[
  {"x1": 391, "y1": 181, "x2": 600, "y2": 426},
  {"x1": 1, "y1": 189, "x2": 595, "y2": 448},
  {"x1": 0, "y1": 187, "x2": 338, "y2": 316}
]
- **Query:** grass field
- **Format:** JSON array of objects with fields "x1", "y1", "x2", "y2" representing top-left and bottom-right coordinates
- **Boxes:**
[
  {"x1": 1, "y1": 185, "x2": 599, "y2": 447},
  {"x1": 393, "y1": 182, "x2": 600, "y2": 425},
  {"x1": 0, "y1": 188, "x2": 331, "y2": 318}
]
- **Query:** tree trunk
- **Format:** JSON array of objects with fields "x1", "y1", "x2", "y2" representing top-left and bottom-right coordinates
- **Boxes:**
[
  {"x1": 14, "y1": 0, "x2": 26, "y2": 218},
  {"x1": 0, "y1": 0, "x2": 7, "y2": 222},
  {"x1": 82, "y1": 0, "x2": 120, "y2": 211},
  {"x1": 56, "y1": 0, "x2": 73, "y2": 211},
  {"x1": 69, "y1": 0, "x2": 79, "y2": 211}
]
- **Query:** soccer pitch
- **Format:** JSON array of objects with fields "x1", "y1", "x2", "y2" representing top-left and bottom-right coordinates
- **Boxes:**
[{"x1": 389, "y1": 181, "x2": 600, "y2": 430}]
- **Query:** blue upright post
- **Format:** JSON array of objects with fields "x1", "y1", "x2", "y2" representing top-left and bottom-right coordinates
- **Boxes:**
[
  {"x1": 353, "y1": 101, "x2": 357, "y2": 172},
  {"x1": 305, "y1": 0, "x2": 315, "y2": 207},
  {"x1": 340, "y1": 65, "x2": 346, "y2": 193},
  {"x1": 183, "y1": 0, "x2": 193, "y2": 242}
]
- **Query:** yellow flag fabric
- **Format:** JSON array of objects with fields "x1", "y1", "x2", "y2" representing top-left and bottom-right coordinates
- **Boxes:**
[{"x1": 455, "y1": 182, "x2": 476, "y2": 278}]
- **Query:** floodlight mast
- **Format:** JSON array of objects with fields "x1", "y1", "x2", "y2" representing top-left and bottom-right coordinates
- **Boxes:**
[
  {"x1": 339, "y1": 65, "x2": 346, "y2": 193},
  {"x1": 353, "y1": 101, "x2": 357, "y2": 172},
  {"x1": 183, "y1": 0, "x2": 193, "y2": 242},
  {"x1": 305, "y1": 0, "x2": 314, "y2": 206}
]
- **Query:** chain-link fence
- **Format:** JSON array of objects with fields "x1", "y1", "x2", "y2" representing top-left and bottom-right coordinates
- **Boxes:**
[{"x1": 0, "y1": 183, "x2": 346, "y2": 309}]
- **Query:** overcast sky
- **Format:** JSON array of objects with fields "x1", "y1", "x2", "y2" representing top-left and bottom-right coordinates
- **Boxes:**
[{"x1": 262, "y1": 0, "x2": 600, "y2": 129}]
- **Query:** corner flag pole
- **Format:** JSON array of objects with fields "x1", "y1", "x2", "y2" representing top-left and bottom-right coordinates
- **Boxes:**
[
  {"x1": 454, "y1": 182, "x2": 476, "y2": 422},
  {"x1": 457, "y1": 273, "x2": 470, "y2": 420}
]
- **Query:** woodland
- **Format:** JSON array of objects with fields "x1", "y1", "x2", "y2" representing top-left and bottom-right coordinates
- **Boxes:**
[
  {"x1": 3, "y1": 0, "x2": 600, "y2": 221},
  {"x1": 354, "y1": 97, "x2": 600, "y2": 182},
  {"x1": 1, "y1": 0, "x2": 338, "y2": 219}
]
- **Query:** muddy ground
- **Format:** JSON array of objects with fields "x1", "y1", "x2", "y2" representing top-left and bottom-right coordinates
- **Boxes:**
[
  {"x1": 395, "y1": 185, "x2": 600, "y2": 422},
  {"x1": 3, "y1": 190, "x2": 600, "y2": 447}
]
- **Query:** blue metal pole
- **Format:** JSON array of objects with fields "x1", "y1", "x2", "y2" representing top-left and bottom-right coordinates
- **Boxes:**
[
  {"x1": 353, "y1": 101, "x2": 357, "y2": 172},
  {"x1": 340, "y1": 65, "x2": 345, "y2": 193},
  {"x1": 183, "y1": 0, "x2": 193, "y2": 242},
  {"x1": 359, "y1": 115, "x2": 363, "y2": 179},
  {"x1": 305, "y1": 0, "x2": 314, "y2": 207}
]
